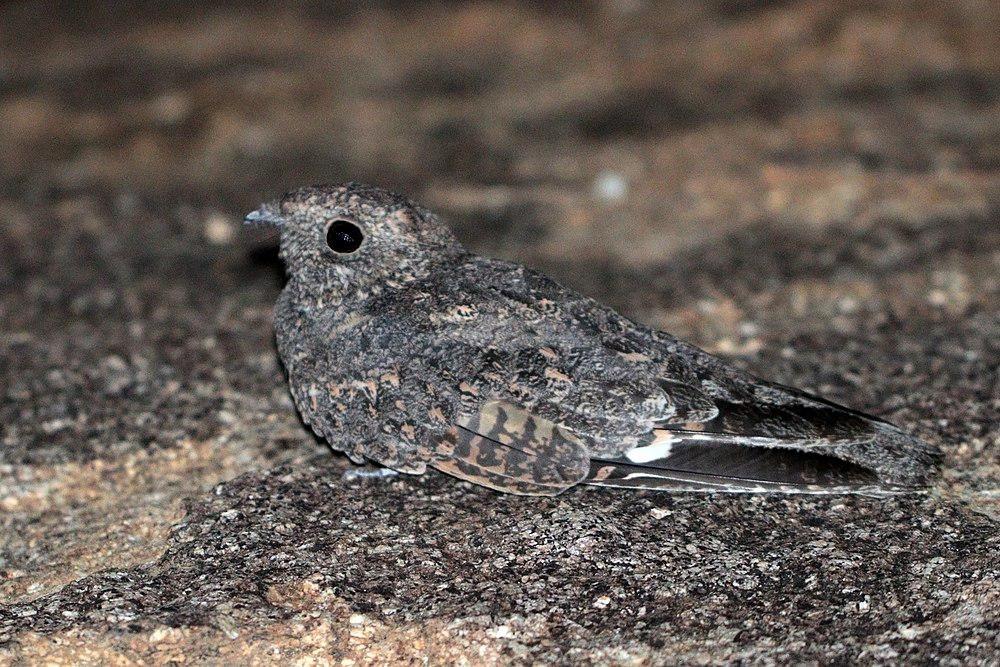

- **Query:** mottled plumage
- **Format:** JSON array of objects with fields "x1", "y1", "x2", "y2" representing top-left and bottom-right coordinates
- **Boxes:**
[{"x1": 247, "y1": 183, "x2": 938, "y2": 495}]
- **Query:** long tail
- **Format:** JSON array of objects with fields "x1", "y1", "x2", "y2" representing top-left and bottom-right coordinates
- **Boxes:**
[
  {"x1": 585, "y1": 384, "x2": 938, "y2": 495},
  {"x1": 586, "y1": 433, "x2": 910, "y2": 494}
]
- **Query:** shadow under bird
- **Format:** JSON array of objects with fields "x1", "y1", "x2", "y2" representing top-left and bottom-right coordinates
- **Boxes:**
[{"x1": 246, "y1": 183, "x2": 938, "y2": 496}]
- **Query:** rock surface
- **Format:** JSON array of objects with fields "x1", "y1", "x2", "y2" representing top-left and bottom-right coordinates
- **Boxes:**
[{"x1": 1, "y1": 1, "x2": 997, "y2": 663}]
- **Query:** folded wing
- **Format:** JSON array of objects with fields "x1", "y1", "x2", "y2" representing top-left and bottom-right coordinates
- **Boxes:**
[{"x1": 432, "y1": 400, "x2": 590, "y2": 495}]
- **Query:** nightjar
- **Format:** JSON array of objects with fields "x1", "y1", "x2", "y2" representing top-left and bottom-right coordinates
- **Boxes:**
[{"x1": 246, "y1": 183, "x2": 937, "y2": 495}]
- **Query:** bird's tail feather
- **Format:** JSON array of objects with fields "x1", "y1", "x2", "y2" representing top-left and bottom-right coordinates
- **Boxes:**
[{"x1": 585, "y1": 428, "x2": 929, "y2": 495}]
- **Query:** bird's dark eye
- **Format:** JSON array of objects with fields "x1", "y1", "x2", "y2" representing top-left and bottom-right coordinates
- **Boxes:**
[{"x1": 326, "y1": 220, "x2": 364, "y2": 254}]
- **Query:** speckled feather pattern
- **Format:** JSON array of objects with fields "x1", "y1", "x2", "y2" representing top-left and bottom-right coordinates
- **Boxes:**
[{"x1": 258, "y1": 183, "x2": 938, "y2": 495}]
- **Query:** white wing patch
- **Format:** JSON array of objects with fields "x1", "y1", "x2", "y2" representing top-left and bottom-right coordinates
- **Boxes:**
[{"x1": 625, "y1": 430, "x2": 676, "y2": 463}]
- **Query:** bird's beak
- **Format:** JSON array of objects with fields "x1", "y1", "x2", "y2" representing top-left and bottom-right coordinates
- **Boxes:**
[{"x1": 244, "y1": 201, "x2": 285, "y2": 227}]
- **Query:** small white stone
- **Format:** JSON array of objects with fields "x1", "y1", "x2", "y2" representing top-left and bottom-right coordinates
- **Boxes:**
[
  {"x1": 489, "y1": 624, "x2": 514, "y2": 638},
  {"x1": 593, "y1": 171, "x2": 628, "y2": 202},
  {"x1": 204, "y1": 212, "x2": 235, "y2": 245},
  {"x1": 150, "y1": 92, "x2": 192, "y2": 124}
]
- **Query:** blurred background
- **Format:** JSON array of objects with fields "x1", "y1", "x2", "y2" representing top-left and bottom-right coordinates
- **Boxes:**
[
  {"x1": 4, "y1": 1, "x2": 996, "y2": 268},
  {"x1": 1, "y1": 1, "x2": 998, "y2": 662}
]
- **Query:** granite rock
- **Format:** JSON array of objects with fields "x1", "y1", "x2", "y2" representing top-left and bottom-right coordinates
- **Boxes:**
[{"x1": 1, "y1": 1, "x2": 997, "y2": 663}]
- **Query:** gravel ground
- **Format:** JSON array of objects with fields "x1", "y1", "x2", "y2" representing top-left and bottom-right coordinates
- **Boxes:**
[{"x1": 1, "y1": 1, "x2": 998, "y2": 663}]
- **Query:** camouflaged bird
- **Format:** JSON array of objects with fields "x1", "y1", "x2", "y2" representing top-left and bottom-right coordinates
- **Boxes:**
[{"x1": 246, "y1": 183, "x2": 938, "y2": 496}]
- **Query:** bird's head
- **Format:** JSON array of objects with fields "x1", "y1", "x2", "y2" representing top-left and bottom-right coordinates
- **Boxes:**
[{"x1": 246, "y1": 183, "x2": 460, "y2": 294}]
